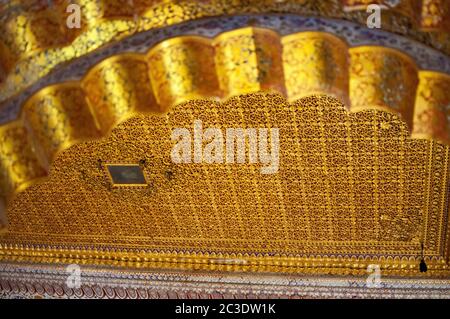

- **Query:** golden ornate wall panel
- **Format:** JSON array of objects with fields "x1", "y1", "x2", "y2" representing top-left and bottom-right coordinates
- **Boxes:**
[
  {"x1": 0, "y1": 1, "x2": 450, "y2": 287},
  {"x1": 0, "y1": 93, "x2": 449, "y2": 277}
]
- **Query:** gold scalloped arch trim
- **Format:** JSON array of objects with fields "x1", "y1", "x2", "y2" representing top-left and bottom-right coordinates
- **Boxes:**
[
  {"x1": 1, "y1": 0, "x2": 449, "y2": 100},
  {"x1": 0, "y1": 27, "x2": 450, "y2": 203}
]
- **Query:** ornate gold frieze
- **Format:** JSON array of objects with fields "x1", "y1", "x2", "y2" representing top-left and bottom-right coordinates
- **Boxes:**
[
  {"x1": 1, "y1": 0, "x2": 449, "y2": 102},
  {"x1": 0, "y1": 93, "x2": 449, "y2": 276}
]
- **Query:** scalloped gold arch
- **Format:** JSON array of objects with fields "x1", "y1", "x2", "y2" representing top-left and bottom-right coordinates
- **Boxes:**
[
  {"x1": 0, "y1": 0, "x2": 449, "y2": 100},
  {"x1": 0, "y1": 27, "x2": 450, "y2": 205}
]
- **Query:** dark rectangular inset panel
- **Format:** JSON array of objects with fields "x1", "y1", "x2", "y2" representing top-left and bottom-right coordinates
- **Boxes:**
[{"x1": 106, "y1": 164, "x2": 147, "y2": 186}]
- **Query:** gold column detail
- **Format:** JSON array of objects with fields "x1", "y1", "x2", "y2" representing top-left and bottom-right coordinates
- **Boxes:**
[
  {"x1": 22, "y1": 83, "x2": 100, "y2": 169},
  {"x1": 282, "y1": 32, "x2": 349, "y2": 103},
  {"x1": 412, "y1": 71, "x2": 450, "y2": 144},
  {"x1": 214, "y1": 28, "x2": 285, "y2": 97},
  {"x1": 349, "y1": 47, "x2": 418, "y2": 129},
  {"x1": 83, "y1": 54, "x2": 157, "y2": 134},
  {"x1": 147, "y1": 37, "x2": 220, "y2": 109},
  {"x1": 0, "y1": 122, "x2": 47, "y2": 199}
]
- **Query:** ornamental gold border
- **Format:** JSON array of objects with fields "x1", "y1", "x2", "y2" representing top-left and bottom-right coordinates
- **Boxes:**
[{"x1": 0, "y1": 243, "x2": 449, "y2": 277}]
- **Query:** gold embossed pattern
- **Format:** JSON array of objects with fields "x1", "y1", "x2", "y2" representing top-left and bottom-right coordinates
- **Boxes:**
[
  {"x1": 1, "y1": 93, "x2": 449, "y2": 276},
  {"x1": 0, "y1": 28, "x2": 449, "y2": 205}
]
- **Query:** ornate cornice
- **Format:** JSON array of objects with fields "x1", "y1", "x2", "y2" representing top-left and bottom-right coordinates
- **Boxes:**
[
  {"x1": 0, "y1": 0, "x2": 449, "y2": 102},
  {"x1": 2, "y1": 14, "x2": 450, "y2": 126}
]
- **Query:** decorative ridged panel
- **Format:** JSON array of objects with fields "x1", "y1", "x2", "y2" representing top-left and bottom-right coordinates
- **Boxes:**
[
  {"x1": 412, "y1": 72, "x2": 450, "y2": 143},
  {"x1": 282, "y1": 31, "x2": 349, "y2": 104},
  {"x1": 0, "y1": 122, "x2": 46, "y2": 199},
  {"x1": 22, "y1": 83, "x2": 100, "y2": 169},
  {"x1": 83, "y1": 55, "x2": 157, "y2": 134},
  {"x1": 214, "y1": 28, "x2": 285, "y2": 97}
]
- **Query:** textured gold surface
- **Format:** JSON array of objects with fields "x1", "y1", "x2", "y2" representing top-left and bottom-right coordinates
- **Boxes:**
[
  {"x1": 214, "y1": 28, "x2": 285, "y2": 97},
  {"x1": 282, "y1": 32, "x2": 349, "y2": 104},
  {"x1": 343, "y1": 0, "x2": 450, "y2": 31},
  {"x1": 0, "y1": 93, "x2": 449, "y2": 276},
  {"x1": 1, "y1": 28, "x2": 449, "y2": 206},
  {"x1": 349, "y1": 47, "x2": 418, "y2": 128},
  {"x1": 412, "y1": 72, "x2": 450, "y2": 143},
  {"x1": 1, "y1": 0, "x2": 449, "y2": 101}
]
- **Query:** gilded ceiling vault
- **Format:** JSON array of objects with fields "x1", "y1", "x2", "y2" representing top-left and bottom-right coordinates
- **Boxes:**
[{"x1": 0, "y1": 0, "x2": 450, "y2": 299}]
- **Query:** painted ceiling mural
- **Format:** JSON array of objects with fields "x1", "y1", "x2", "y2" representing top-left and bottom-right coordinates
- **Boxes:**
[{"x1": 0, "y1": 0, "x2": 449, "y2": 299}]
